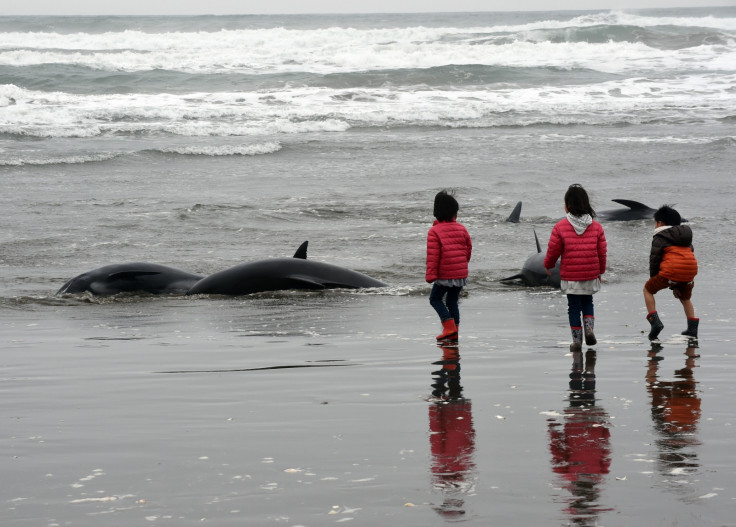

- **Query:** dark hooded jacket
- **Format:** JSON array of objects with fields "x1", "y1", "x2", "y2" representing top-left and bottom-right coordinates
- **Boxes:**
[{"x1": 649, "y1": 225, "x2": 698, "y2": 281}]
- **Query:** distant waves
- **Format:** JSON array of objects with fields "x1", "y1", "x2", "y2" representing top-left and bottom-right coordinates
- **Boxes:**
[{"x1": 1, "y1": 8, "x2": 734, "y2": 164}]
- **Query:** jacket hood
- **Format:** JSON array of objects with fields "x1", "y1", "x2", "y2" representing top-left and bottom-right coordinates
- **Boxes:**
[
  {"x1": 654, "y1": 224, "x2": 692, "y2": 246},
  {"x1": 566, "y1": 213, "x2": 593, "y2": 235}
]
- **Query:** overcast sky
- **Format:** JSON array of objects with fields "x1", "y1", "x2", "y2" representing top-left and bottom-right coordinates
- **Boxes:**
[
  {"x1": 0, "y1": 0, "x2": 736, "y2": 15},
  {"x1": 4, "y1": 0, "x2": 733, "y2": 16}
]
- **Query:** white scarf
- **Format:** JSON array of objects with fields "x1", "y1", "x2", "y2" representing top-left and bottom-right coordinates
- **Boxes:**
[{"x1": 566, "y1": 212, "x2": 593, "y2": 235}]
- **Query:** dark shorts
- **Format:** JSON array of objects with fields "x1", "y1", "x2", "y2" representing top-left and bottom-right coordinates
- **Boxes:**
[{"x1": 645, "y1": 274, "x2": 694, "y2": 301}]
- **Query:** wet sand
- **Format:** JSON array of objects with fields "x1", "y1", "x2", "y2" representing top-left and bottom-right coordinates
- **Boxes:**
[{"x1": 2, "y1": 276, "x2": 734, "y2": 527}]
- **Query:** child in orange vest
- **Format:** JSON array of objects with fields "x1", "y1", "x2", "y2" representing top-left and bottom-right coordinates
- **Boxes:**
[{"x1": 644, "y1": 205, "x2": 699, "y2": 340}]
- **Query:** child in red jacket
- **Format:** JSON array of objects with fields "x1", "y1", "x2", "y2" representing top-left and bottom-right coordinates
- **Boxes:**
[
  {"x1": 644, "y1": 205, "x2": 699, "y2": 340},
  {"x1": 544, "y1": 184, "x2": 607, "y2": 351},
  {"x1": 426, "y1": 190, "x2": 472, "y2": 341}
]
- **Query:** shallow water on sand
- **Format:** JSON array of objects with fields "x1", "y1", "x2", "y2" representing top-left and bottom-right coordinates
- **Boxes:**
[{"x1": 3, "y1": 282, "x2": 734, "y2": 526}]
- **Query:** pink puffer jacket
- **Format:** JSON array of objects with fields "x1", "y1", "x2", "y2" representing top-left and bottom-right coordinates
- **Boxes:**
[
  {"x1": 426, "y1": 220, "x2": 472, "y2": 283},
  {"x1": 543, "y1": 218, "x2": 607, "y2": 282}
]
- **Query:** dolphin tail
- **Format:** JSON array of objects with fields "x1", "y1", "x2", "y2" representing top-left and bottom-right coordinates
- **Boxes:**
[
  {"x1": 611, "y1": 199, "x2": 651, "y2": 210},
  {"x1": 293, "y1": 241, "x2": 308, "y2": 259},
  {"x1": 499, "y1": 273, "x2": 524, "y2": 283},
  {"x1": 506, "y1": 201, "x2": 522, "y2": 223}
]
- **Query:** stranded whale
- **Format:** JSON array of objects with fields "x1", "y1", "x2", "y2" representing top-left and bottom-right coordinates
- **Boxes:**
[
  {"x1": 186, "y1": 241, "x2": 387, "y2": 296},
  {"x1": 500, "y1": 230, "x2": 561, "y2": 288},
  {"x1": 57, "y1": 263, "x2": 204, "y2": 296},
  {"x1": 507, "y1": 199, "x2": 671, "y2": 223}
]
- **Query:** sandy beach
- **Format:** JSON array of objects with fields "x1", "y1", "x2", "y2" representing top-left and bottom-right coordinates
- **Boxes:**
[{"x1": 3, "y1": 277, "x2": 734, "y2": 526}]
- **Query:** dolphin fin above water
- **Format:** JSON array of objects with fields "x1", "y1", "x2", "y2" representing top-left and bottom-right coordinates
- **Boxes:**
[
  {"x1": 534, "y1": 229, "x2": 542, "y2": 253},
  {"x1": 293, "y1": 241, "x2": 308, "y2": 259},
  {"x1": 506, "y1": 201, "x2": 522, "y2": 223}
]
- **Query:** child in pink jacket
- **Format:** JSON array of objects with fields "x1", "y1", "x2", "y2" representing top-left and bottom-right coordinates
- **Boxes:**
[
  {"x1": 544, "y1": 184, "x2": 607, "y2": 351},
  {"x1": 426, "y1": 190, "x2": 472, "y2": 341}
]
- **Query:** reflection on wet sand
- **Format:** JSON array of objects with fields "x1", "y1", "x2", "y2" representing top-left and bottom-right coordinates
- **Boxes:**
[
  {"x1": 428, "y1": 343, "x2": 477, "y2": 518},
  {"x1": 548, "y1": 349, "x2": 612, "y2": 526},
  {"x1": 646, "y1": 340, "x2": 702, "y2": 493}
]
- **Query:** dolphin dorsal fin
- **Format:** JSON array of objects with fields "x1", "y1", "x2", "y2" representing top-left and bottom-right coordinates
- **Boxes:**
[
  {"x1": 533, "y1": 229, "x2": 541, "y2": 253},
  {"x1": 611, "y1": 199, "x2": 650, "y2": 210},
  {"x1": 506, "y1": 201, "x2": 522, "y2": 223},
  {"x1": 293, "y1": 241, "x2": 308, "y2": 259}
]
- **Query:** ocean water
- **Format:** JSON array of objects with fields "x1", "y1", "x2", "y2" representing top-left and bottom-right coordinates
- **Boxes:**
[
  {"x1": 2, "y1": 7, "x2": 736, "y2": 299},
  {"x1": 2, "y1": 8, "x2": 736, "y2": 526}
]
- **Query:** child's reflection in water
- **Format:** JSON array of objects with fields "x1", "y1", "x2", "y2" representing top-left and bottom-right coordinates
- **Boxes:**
[
  {"x1": 428, "y1": 344, "x2": 476, "y2": 518},
  {"x1": 646, "y1": 341, "x2": 701, "y2": 490},
  {"x1": 548, "y1": 349, "x2": 612, "y2": 525}
]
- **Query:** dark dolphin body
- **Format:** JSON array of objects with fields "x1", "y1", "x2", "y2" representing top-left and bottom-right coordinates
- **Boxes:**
[
  {"x1": 599, "y1": 199, "x2": 657, "y2": 221},
  {"x1": 186, "y1": 241, "x2": 387, "y2": 296},
  {"x1": 500, "y1": 230, "x2": 561, "y2": 288},
  {"x1": 57, "y1": 263, "x2": 204, "y2": 296}
]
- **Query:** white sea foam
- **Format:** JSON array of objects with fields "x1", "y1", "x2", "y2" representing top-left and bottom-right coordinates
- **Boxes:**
[
  {"x1": 0, "y1": 153, "x2": 120, "y2": 166},
  {"x1": 0, "y1": 14, "x2": 733, "y2": 75},
  {"x1": 0, "y1": 10, "x2": 733, "y2": 142},
  {"x1": 157, "y1": 142, "x2": 282, "y2": 156},
  {"x1": 2, "y1": 71, "x2": 734, "y2": 138},
  {"x1": 0, "y1": 39, "x2": 730, "y2": 76}
]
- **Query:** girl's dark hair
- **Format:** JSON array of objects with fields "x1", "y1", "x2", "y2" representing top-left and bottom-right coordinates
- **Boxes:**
[
  {"x1": 654, "y1": 205, "x2": 681, "y2": 226},
  {"x1": 433, "y1": 190, "x2": 459, "y2": 222},
  {"x1": 564, "y1": 184, "x2": 596, "y2": 218}
]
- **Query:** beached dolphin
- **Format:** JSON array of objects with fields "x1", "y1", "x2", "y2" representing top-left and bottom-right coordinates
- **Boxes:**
[
  {"x1": 186, "y1": 241, "x2": 388, "y2": 296},
  {"x1": 500, "y1": 230, "x2": 561, "y2": 288},
  {"x1": 506, "y1": 201, "x2": 522, "y2": 223},
  {"x1": 598, "y1": 199, "x2": 657, "y2": 221},
  {"x1": 57, "y1": 263, "x2": 204, "y2": 296}
]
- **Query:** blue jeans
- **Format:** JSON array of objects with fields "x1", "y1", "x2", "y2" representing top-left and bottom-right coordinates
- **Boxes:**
[
  {"x1": 567, "y1": 294, "x2": 594, "y2": 327},
  {"x1": 430, "y1": 283, "x2": 462, "y2": 325}
]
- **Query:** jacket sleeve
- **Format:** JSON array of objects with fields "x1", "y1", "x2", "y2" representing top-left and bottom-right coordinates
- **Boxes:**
[
  {"x1": 543, "y1": 225, "x2": 563, "y2": 270},
  {"x1": 649, "y1": 236, "x2": 665, "y2": 277},
  {"x1": 598, "y1": 227, "x2": 607, "y2": 275},
  {"x1": 426, "y1": 229, "x2": 441, "y2": 283},
  {"x1": 466, "y1": 230, "x2": 472, "y2": 263}
]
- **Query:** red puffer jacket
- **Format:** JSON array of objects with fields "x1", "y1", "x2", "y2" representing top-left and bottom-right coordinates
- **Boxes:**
[
  {"x1": 543, "y1": 218, "x2": 607, "y2": 282},
  {"x1": 426, "y1": 220, "x2": 472, "y2": 283}
]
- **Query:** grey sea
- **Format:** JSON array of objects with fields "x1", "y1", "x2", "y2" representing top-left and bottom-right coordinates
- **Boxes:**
[{"x1": 2, "y1": 7, "x2": 736, "y2": 526}]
